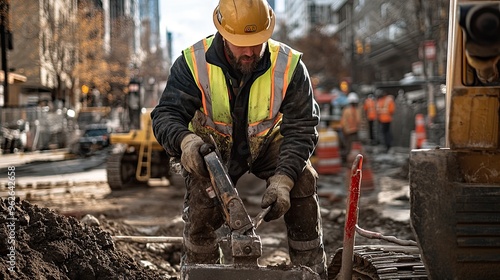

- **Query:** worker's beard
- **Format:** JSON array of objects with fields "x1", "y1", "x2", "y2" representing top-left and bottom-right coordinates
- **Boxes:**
[{"x1": 224, "y1": 43, "x2": 263, "y2": 75}]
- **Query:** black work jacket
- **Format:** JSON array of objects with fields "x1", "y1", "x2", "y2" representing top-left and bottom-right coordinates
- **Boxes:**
[{"x1": 151, "y1": 33, "x2": 319, "y2": 182}]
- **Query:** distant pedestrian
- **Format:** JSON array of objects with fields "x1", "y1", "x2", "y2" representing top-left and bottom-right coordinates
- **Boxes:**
[
  {"x1": 331, "y1": 90, "x2": 349, "y2": 156},
  {"x1": 340, "y1": 92, "x2": 360, "y2": 162},
  {"x1": 363, "y1": 94, "x2": 377, "y2": 145},
  {"x1": 376, "y1": 89, "x2": 396, "y2": 152}
]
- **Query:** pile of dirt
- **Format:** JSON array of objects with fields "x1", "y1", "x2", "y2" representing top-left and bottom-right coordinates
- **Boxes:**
[{"x1": 0, "y1": 198, "x2": 168, "y2": 280}]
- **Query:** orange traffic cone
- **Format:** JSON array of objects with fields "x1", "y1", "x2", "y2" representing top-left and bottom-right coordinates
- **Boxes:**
[
  {"x1": 346, "y1": 141, "x2": 375, "y2": 191},
  {"x1": 315, "y1": 128, "x2": 342, "y2": 175},
  {"x1": 415, "y1": 114, "x2": 427, "y2": 149}
]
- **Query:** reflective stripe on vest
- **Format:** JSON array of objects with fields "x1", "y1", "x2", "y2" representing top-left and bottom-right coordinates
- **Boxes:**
[{"x1": 183, "y1": 36, "x2": 301, "y2": 137}]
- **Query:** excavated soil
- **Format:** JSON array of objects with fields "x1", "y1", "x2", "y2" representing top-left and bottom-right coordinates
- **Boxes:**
[{"x1": 0, "y1": 198, "x2": 167, "y2": 279}]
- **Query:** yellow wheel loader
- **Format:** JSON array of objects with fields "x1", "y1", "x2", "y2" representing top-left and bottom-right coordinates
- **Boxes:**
[{"x1": 106, "y1": 108, "x2": 181, "y2": 190}]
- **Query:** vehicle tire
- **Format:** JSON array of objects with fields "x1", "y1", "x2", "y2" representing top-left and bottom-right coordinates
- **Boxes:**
[
  {"x1": 327, "y1": 245, "x2": 427, "y2": 280},
  {"x1": 106, "y1": 152, "x2": 147, "y2": 190}
]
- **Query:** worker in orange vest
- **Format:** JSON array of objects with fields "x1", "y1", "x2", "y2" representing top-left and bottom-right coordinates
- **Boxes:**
[
  {"x1": 363, "y1": 94, "x2": 377, "y2": 145},
  {"x1": 376, "y1": 89, "x2": 396, "y2": 152},
  {"x1": 340, "y1": 92, "x2": 361, "y2": 163}
]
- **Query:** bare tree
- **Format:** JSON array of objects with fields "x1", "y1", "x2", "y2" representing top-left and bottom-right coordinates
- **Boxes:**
[
  {"x1": 73, "y1": 1, "x2": 130, "y2": 107},
  {"x1": 291, "y1": 26, "x2": 349, "y2": 91},
  {"x1": 39, "y1": 1, "x2": 78, "y2": 106},
  {"x1": 137, "y1": 17, "x2": 168, "y2": 87},
  {"x1": 349, "y1": 0, "x2": 449, "y2": 84},
  {"x1": 103, "y1": 16, "x2": 132, "y2": 107},
  {"x1": 10, "y1": 2, "x2": 39, "y2": 80}
]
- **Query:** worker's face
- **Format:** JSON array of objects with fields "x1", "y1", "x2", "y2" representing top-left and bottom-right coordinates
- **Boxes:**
[{"x1": 224, "y1": 40, "x2": 265, "y2": 75}]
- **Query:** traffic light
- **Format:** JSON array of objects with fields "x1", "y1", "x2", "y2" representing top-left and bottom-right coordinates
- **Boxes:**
[
  {"x1": 340, "y1": 81, "x2": 349, "y2": 93},
  {"x1": 355, "y1": 39, "x2": 363, "y2": 54},
  {"x1": 81, "y1": 84, "x2": 89, "y2": 94}
]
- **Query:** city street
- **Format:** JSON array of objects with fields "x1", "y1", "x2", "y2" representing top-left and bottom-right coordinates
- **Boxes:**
[{"x1": 1, "y1": 0, "x2": 499, "y2": 278}]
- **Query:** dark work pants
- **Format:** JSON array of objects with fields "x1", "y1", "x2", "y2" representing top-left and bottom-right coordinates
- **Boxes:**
[
  {"x1": 367, "y1": 120, "x2": 375, "y2": 143},
  {"x1": 380, "y1": 122, "x2": 392, "y2": 151},
  {"x1": 180, "y1": 135, "x2": 327, "y2": 278}
]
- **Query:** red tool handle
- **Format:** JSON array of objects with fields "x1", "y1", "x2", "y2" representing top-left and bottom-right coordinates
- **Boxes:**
[{"x1": 339, "y1": 154, "x2": 363, "y2": 280}]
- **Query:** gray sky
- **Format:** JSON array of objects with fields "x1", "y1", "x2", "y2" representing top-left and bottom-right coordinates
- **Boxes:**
[{"x1": 160, "y1": 0, "x2": 219, "y2": 58}]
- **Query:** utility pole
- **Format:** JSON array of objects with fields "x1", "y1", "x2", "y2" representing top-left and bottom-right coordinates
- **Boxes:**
[
  {"x1": 349, "y1": 0, "x2": 356, "y2": 89},
  {"x1": 423, "y1": 0, "x2": 436, "y2": 123},
  {"x1": 0, "y1": 0, "x2": 10, "y2": 107}
]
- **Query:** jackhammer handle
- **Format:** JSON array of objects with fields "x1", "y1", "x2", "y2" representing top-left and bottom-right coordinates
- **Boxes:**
[{"x1": 199, "y1": 143, "x2": 215, "y2": 156}]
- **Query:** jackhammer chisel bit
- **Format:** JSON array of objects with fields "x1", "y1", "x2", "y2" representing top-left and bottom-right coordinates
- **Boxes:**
[{"x1": 200, "y1": 143, "x2": 262, "y2": 265}]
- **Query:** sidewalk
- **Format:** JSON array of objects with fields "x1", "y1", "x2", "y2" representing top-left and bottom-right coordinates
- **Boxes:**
[
  {"x1": 0, "y1": 149, "x2": 107, "y2": 188},
  {"x1": 0, "y1": 169, "x2": 107, "y2": 189},
  {"x1": 0, "y1": 149, "x2": 73, "y2": 169}
]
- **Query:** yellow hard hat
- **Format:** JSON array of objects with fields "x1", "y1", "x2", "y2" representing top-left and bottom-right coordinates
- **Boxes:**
[{"x1": 213, "y1": 0, "x2": 275, "y2": 47}]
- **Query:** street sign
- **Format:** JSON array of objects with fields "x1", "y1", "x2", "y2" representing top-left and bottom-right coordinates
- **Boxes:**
[{"x1": 424, "y1": 40, "x2": 436, "y2": 61}]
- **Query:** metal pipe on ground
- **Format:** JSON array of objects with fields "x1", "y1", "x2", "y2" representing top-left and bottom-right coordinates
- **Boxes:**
[{"x1": 112, "y1": 236, "x2": 183, "y2": 243}]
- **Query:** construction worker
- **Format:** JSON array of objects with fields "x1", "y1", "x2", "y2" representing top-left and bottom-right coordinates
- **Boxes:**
[
  {"x1": 363, "y1": 94, "x2": 377, "y2": 145},
  {"x1": 340, "y1": 92, "x2": 361, "y2": 163},
  {"x1": 150, "y1": 0, "x2": 327, "y2": 278},
  {"x1": 375, "y1": 89, "x2": 396, "y2": 152},
  {"x1": 330, "y1": 90, "x2": 349, "y2": 160}
]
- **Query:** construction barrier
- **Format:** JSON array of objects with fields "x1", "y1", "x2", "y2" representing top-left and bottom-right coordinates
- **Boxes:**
[
  {"x1": 315, "y1": 128, "x2": 342, "y2": 175},
  {"x1": 346, "y1": 141, "x2": 374, "y2": 191},
  {"x1": 415, "y1": 114, "x2": 427, "y2": 149}
]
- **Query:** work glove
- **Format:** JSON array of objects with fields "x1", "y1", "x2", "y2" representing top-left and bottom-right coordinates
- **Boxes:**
[
  {"x1": 261, "y1": 174, "x2": 295, "y2": 222},
  {"x1": 180, "y1": 134, "x2": 209, "y2": 178}
]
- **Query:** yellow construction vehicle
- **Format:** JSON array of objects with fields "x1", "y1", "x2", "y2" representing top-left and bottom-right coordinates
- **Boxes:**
[
  {"x1": 409, "y1": 0, "x2": 500, "y2": 279},
  {"x1": 105, "y1": 78, "x2": 185, "y2": 190},
  {"x1": 106, "y1": 108, "x2": 176, "y2": 190}
]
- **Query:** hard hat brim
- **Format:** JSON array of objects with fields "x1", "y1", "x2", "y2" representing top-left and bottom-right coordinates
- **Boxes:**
[{"x1": 213, "y1": 8, "x2": 275, "y2": 47}]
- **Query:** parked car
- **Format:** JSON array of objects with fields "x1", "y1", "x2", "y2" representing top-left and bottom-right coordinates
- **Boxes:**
[
  {"x1": 1, "y1": 122, "x2": 27, "y2": 154},
  {"x1": 78, "y1": 124, "x2": 110, "y2": 155}
]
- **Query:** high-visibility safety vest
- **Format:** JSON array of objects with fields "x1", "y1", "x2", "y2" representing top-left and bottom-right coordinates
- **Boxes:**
[
  {"x1": 341, "y1": 106, "x2": 359, "y2": 135},
  {"x1": 183, "y1": 36, "x2": 302, "y2": 163},
  {"x1": 363, "y1": 98, "x2": 377, "y2": 121},
  {"x1": 376, "y1": 95, "x2": 395, "y2": 123}
]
